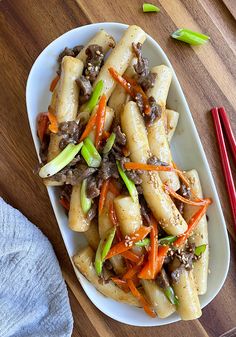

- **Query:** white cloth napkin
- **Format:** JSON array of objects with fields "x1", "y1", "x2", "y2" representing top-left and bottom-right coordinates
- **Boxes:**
[{"x1": 0, "y1": 198, "x2": 73, "y2": 337}]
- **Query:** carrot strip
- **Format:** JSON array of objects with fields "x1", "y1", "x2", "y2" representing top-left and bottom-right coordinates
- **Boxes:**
[
  {"x1": 99, "y1": 179, "x2": 110, "y2": 214},
  {"x1": 121, "y1": 250, "x2": 141, "y2": 263},
  {"x1": 174, "y1": 201, "x2": 211, "y2": 247},
  {"x1": 37, "y1": 113, "x2": 49, "y2": 143},
  {"x1": 50, "y1": 75, "x2": 60, "y2": 92},
  {"x1": 124, "y1": 162, "x2": 176, "y2": 172},
  {"x1": 79, "y1": 111, "x2": 98, "y2": 141},
  {"x1": 95, "y1": 94, "x2": 106, "y2": 148},
  {"x1": 108, "y1": 179, "x2": 121, "y2": 197},
  {"x1": 59, "y1": 197, "x2": 70, "y2": 211},
  {"x1": 127, "y1": 279, "x2": 156, "y2": 318},
  {"x1": 138, "y1": 215, "x2": 158, "y2": 279},
  {"x1": 111, "y1": 277, "x2": 129, "y2": 293},
  {"x1": 105, "y1": 226, "x2": 151, "y2": 260},
  {"x1": 155, "y1": 245, "x2": 169, "y2": 275},
  {"x1": 48, "y1": 111, "x2": 58, "y2": 133},
  {"x1": 109, "y1": 200, "x2": 118, "y2": 226},
  {"x1": 164, "y1": 185, "x2": 210, "y2": 206},
  {"x1": 108, "y1": 67, "x2": 151, "y2": 115}
]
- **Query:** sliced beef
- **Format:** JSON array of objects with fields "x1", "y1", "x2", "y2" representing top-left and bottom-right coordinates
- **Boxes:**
[
  {"x1": 144, "y1": 97, "x2": 162, "y2": 126},
  {"x1": 84, "y1": 45, "x2": 104, "y2": 83},
  {"x1": 140, "y1": 197, "x2": 151, "y2": 224},
  {"x1": 171, "y1": 265, "x2": 185, "y2": 283},
  {"x1": 156, "y1": 269, "x2": 170, "y2": 290},
  {"x1": 138, "y1": 72, "x2": 156, "y2": 92},
  {"x1": 58, "y1": 121, "x2": 83, "y2": 150},
  {"x1": 113, "y1": 125, "x2": 126, "y2": 146},
  {"x1": 76, "y1": 75, "x2": 92, "y2": 103},
  {"x1": 57, "y1": 45, "x2": 83, "y2": 74},
  {"x1": 98, "y1": 155, "x2": 119, "y2": 181},
  {"x1": 51, "y1": 164, "x2": 97, "y2": 185},
  {"x1": 175, "y1": 182, "x2": 191, "y2": 215},
  {"x1": 87, "y1": 203, "x2": 97, "y2": 221},
  {"x1": 39, "y1": 134, "x2": 50, "y2": 163},
  {"x1": 126, "y1": 170, "x2": 142, "y2": 185},
  {"x1": 86, "y1": 176, "x2": 100, "y2": 199},
  {"x1": 132, "y1": 42, "x2": 149, "y2": 77},
  {"x1": 60, "y1": 185, "x2": 72, "y2": 202},
  {"x1": 147, "y1": 155, "x2": 169, "y2": 167}
]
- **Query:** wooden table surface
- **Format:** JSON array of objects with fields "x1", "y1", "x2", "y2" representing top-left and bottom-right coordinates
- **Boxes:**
[{"x1": 1, "y1": 0, "x2": 236, "y2": 336}]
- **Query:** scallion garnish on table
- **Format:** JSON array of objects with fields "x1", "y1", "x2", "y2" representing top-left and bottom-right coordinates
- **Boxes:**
[
  {"x1": 171, "y1": 28, "x2": 210, "y2": 45},
  {"x1": 143, "y1": 3, "x2": 160, "y2": 13}
]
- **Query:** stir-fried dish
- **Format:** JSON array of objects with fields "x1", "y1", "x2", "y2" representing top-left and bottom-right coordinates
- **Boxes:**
[{"x1": 36, "y1": 25, "x2": 212, "y2": 320}]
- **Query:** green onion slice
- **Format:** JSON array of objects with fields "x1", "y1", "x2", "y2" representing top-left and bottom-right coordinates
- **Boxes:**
[
  {"x1": 39, "y1": 142, "x2": 83, "y2": 178},
  {"x1": 143, "y1": 3, "x2": 160, "y2": 12},
  {"x1": 85, "y1": 80, "x2": 103, "y2": 113},
  {"x1": 171, "y1": 28, "x2": 210, "y2": 46},
  {"x1": 81, "y1": 137, "x2": 102, "y2": 168},
  {"x1": 135, "y1": 238, "x2": 150, "y2": 247},
  {"x1": 116, "y1": 161, "x2": 138, "y2": 202},
  {"x1": 80, "y1": 178, "x2": 92, "y2": 214},
  {"x1": 164, "y1": 286, "x2": 179, "y2": 305},
  {"x1": 194, "y1": 244, "x2": 207, "y2": 256},
  {"x1": 103, "y1": 132, "x2": 116, "y2": 154},
  {"x1": 159, "y1": 235, "x2": 177, "y2": 245},
  {"x1": 95, "y1": 227, "x2": 116, "y2": 276}
]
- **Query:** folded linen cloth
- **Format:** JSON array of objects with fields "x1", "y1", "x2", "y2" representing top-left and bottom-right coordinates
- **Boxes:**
[{"x1": 0, "y1": 198, "x2": 73, "y2": 337}]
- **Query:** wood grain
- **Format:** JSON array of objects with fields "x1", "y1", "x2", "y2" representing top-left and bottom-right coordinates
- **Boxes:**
[{"x1": 0, "y1": 0, "x2": 235, "y2": 336}]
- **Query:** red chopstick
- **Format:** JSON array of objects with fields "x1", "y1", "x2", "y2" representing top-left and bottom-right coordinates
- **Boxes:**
[
  {"x1": 211, "y1": 107, "x2": 236, "y2": 231},
  {"x1": 218, "y1": 107, "x2": 236, "y2": 164}
]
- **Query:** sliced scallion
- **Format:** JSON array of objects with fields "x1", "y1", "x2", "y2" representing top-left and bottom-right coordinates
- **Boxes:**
[
  {"x1": 194, "y1": 244, "x2": 207, "y2": 256},
  {"x1": 159, "y1": 235, "x2": 177, "y2": 245},
  {"x1": 143, "y1": 3, "x2": 160, "y2": 13},
  {"x1": 80, "y1": 179, "x2": 92, "y2": 214},
  {"x1": 116, "y1": 161, "x2": 138, "y2": 202},
  {"x1": 39, "y1": 142, "x2": 83, "y2": 178},
  {"x1": 85, "y1": 80, "x2": 103, "y2": 113},
  {"x1": 171, "y1": 28, "x2": 210, "y2": 46},
  {"x1": 164, "y1": 286, "x2": 179, "y2": 305},
  {"x1": 81, "y1": 137, "x2": 102, "y2": 168},
  {"x1": 95, "y1": 227, "x2": 116, "y2": 276},
  {"x1": 103, "y1": 132, "x2": 116, "y2": 154},
  {"x1": 135, "y1": 238, "x2": 150, "y2": 247}
]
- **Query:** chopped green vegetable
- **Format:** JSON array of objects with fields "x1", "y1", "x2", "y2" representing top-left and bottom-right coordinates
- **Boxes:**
[
  {"x1": 194, "y1": 244, "x2": 207, "y2": 256},
  {"x1": 39, "y1": 142, "x2": 83, "y2": 178},
  {"x1": 85, "y1": 80, "x2": 103, "y2": 113},
  {"x1": 164, "y1": 286, "x2": 179, "y2": 305},
  {"x1": 159, "y1": 235, "x2": 177, "y2": 245},
  {"x1": 171, "y1": 28, "x2": 210, "y2": 46},
  {"x1": 95, "y1": 227, "x2": 116, "y2": 276},
  {"x1": 81, "y1": 137, "x2": 102, "y2": 167},
  {"x1": 103, "y1": 132, "x2": 116, "y2": 154},
  {"x1": 143, "y1": 3, "x2": 160, "y2": 12},
  {"x1": 116, "y1": 161, "x2": 138, "y2": 202},
  {"x1": 80, "y1": 179, "x2": 92, "y2": 214},
  {"x1": 135, "y1": 238, "x2": 150, "y2": 247}
]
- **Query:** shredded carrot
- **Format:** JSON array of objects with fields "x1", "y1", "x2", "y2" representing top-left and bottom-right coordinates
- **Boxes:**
[
  {"x1": 48, "y1": 111, "x2": 58, "y2": 133},
  {"x1": 108, "y1": 67, "x2": 151, "y2": 115},
  {"x1": 124, "y1": 162, "x2": 176, "y2": 172},
  {"x1": 174, "y1": 200, "x2": 211, "y2": 247},
  {"x1": 105, "y1": 226, "x2": 151, "y2": 260},
  {"x1": 98, "y1": 179, "x2": 110, "y2": 214},
  {"x1": 111, "y1": 277, "x2": 129, "y2": 293},
  {"x1": 155, "y1": 245, "x2": 169, "y2": 275},
  {"x1": 121, "y1": 251, "x2": 142, "y2": 264},
  {"x1": 108, "y1": 179, "x2": 121, "y2": 196},
  {"x1": 122, "y1": 146, "x2": 130, "y2": 157},
  {"x1": 164, "y1": 185, "x2": 211, "y2": 206},
  {"x1": 95, "y1": 94, "x2": 106, "y2": 148},
  {"x1": 50, "y1": 75, "x2": 60, "y2": 92},
  {"x1": 123, "y1": 256, "x2": 144, "y2": 279},
  {"x1": 59, "y1": 197, "x2": 70, "y2": 211},
  {"x1": 127, "y1": 279, "x2": 156, "y2": 318},
  {"x1": 138, "y1": 215, "x2": 158, "y2": 279},
  {"x1": 79, "y1": 111, "x2": 97, "y2": 141},
  {"x1": 109, "y1": 200, "x2": 118, "y2": 226},
  {"x1": 37, "y1": 113, "x2": 49, "y2": 143}
]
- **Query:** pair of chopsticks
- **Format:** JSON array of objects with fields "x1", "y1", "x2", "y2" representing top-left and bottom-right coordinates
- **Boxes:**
[{"x1": 211, "y1": 107, "x2": 236, "y2": 231}]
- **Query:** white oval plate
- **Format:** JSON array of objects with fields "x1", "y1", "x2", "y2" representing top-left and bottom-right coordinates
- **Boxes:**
[{"x1": 26, "y1": 22, "x2": 230, "y2": 326}]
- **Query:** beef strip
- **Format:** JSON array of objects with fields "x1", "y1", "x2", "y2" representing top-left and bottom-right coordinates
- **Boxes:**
[
  {"x1": 138, "y1": 72, "x2": 156, "y2": 92},
  {"x1": 58, "y1": 121, "x2": 83, "y2": 150},
  {"x1": 57, "y1": 45, "x2": 83, "y2": 74},
  {"x1": 86, "y1": 176, "x2": 100, "y2": 199},
  {"x1": 144, "y1": 97, "x2": 162, "y2": 126},
  {"x1": 51, "y1": 164, "x2": 97, "y2": 185},
  {"x1": 147, "y1": 155, "x2": 169, "y2": 167},
  {"x1": 140, "y1": 197, "x2": 151, "y2": 224},
  {"x1": 39, "y1": 134, "x2": 50, "y2": 163},
  {"x1": 175, "y1": 182, "x2": 191, "y2": 215},
  {"x1": 84, "y1": 45, "x2": 104, "y2": 83},
  {"x1": 98, "y1": 155, "x2": 119, "y2": 181},
  {"x1": 60, "y1": 184, "x2": 72, "y2": 202},
  {"x1": 113, "y1": 125, "x2": 126, "y2": 146},
  {"x1": 126, "y1": 170, "x2": 142, "y2": 185},
  {"x1": 76, "y1": 75, "x2": 92, "y2": 103},
  {"x1": 87, "y1": 203, "x2": 97, "y2": 221},
  {"x1": 156, "y1": 268, "x2": 170, "y2": 290},
  {"x1": 171, "y1": 265, "x2": 185, "y2": 283}
]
